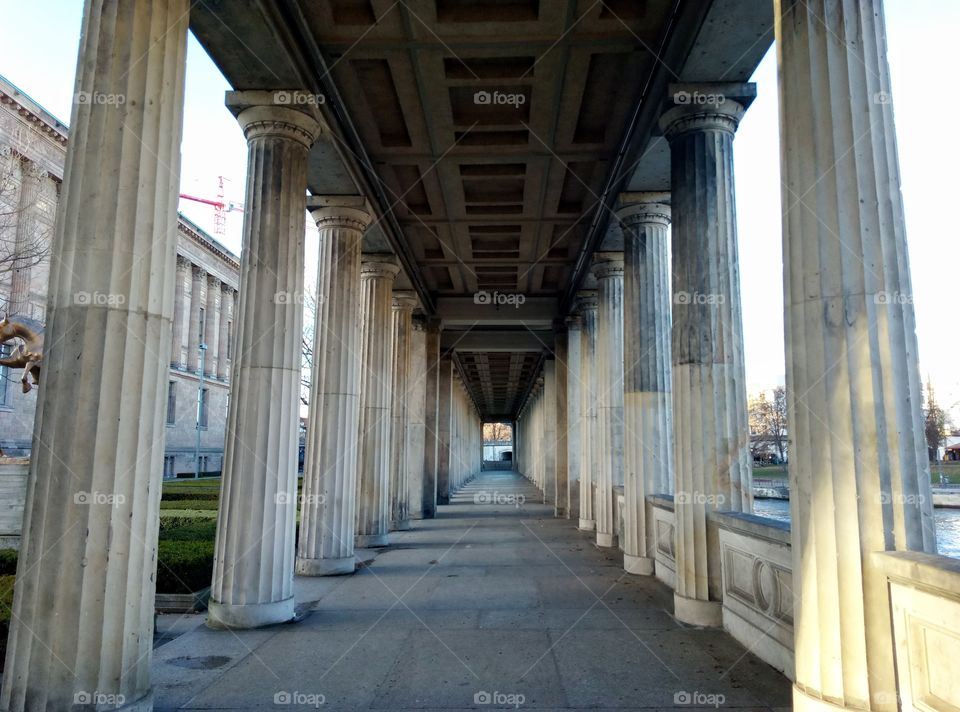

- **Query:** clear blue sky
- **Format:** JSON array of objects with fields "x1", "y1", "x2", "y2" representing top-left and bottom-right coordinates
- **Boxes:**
[{"x1": 2, "y1": 1, "x2": 958, "y2": 417}]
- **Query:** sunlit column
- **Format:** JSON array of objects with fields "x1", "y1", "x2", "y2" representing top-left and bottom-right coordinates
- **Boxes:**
[
  {"x1": 619, "y1": 193, "x2": 674, "y2": 575},
  {"x1": 577, "y1": 291, "x2": 598, "y2": 531},
  {"x1": 209, "y1": 92, "x2": 323, "y2": 628},
  {"x1": 776, "y1": 3, "x2": 936, "y2": 709},
  {"x1": 565, "y1": 315, "x2": 582, "y2": 519},
  {"x1": 0, "y1": 1, "x2": 188, "y2": 708},
  {"x1": 390, "y1": 292, "x2": 418, "y2": 530}
]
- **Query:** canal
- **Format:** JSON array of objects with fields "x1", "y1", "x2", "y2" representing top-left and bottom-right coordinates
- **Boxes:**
[{"x1": 752, "y1": 499, "x2": 960, "y2": 559}]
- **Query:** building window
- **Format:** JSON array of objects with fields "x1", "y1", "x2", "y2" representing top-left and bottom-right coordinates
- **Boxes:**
[
  {"x1": 0, "y1": 344, "x2": 9, "y2": 407},
  {"x1": 199, "y1": 307, "x2": 206, "y2": 342},
  {"x1": 227, "y1": 320, "x2": 233, "y2": 359},
  {"x1": 166, "y1": 381, "x2": 176, "y2": 425},
  {"x1": 163, "y1": 456, "x2": 176, "y2": 479},
  {"x1": 198, "y1": 455, "x2": 209, "y2": 475},
  {"x1": 198, "y1": 387, "x2": 209, "y2": 428}
]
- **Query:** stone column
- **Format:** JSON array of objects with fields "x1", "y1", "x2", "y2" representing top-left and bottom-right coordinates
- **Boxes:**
[
  {"x1": 421, "y1": 321, "x2": 441, "y2": 518},
  {"x1": 188, "y1": 264, "x2": 205, "y2": 371},
  {"x1": 8, "y1": 160, "x2": 45, "y2": 318},
  {"x1": 776, "y1": 3, "x2": 936, "y2": 709},
  {"x1": 209, "y1": 94, "x2": 323, "y2": 628},
  {"x1": 436, "y1": 353, "x2": 454, "y2": 505},
  {"x1": 355, "y1": 257, "x2": 401, "y2": 547},
  {"x1": 542, "y1": 359, "x2": 558, "y2": 507},
  {"x1": 296, "y1": 198, "x2": 371, "y2": 575},
  {"x1": 555, "y1": 332, "x2": 569, "y2": 517},
  {"x1": 565, "y1": 316, "x2": 582, "y2": 519},
  {"x1": 619, "y1": 193, "x2": 675, "y2": 575},
  {"x1": 577, "y1": 291, "x2": 598, "y2": 531},
  {"x1": 217, "y1": 283, "x2": 233, "y2": 380},
  {"x1": 0, "y1": 1, "x2": 188, "y2": 708},
  {"x1": 407, "y1": 317, "x2": 428, "y2": 519},
  {"x1": 390, "y1": 291, "x2": 418, "y2": 530},
  {"x1": 660, "y1": 86, "x2": 752, "y2": 626},
  {"x1": 171, "y1": 255, "x2": 189, "y2": 368},
  {"x1": 204, "y1": 274, "x2": 221, "y2": 377},
  {"x1": 593, "y1": 253, "x2": 625, "y2": 548}
]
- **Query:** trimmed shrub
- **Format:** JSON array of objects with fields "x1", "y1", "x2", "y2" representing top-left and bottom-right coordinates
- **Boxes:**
[
  {"x1": 156, "y1": 540, "x2": 214, "y2": 594},
  {"x1": 0, "y1": 549, "x2": 18, "y2": 576}
]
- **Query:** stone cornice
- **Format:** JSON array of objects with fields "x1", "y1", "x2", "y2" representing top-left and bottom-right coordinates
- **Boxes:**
[{"x1": 0, "y1": 90, "x2": 68, "y2": 149}]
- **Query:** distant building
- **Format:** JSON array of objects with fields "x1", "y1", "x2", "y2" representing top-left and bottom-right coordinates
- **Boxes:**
[{"x1": 0, "y1": 75, "x2": 238, "y2": 476}]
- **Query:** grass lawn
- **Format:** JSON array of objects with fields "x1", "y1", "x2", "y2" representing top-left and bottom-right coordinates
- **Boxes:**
[{"x1": 753, "y1": 461, "x2": 960, "y2": 485}]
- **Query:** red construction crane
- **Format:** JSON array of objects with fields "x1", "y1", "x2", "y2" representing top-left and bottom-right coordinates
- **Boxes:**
[{"x1": 179, "y1": 176, "x2": 243, "y2": 236}]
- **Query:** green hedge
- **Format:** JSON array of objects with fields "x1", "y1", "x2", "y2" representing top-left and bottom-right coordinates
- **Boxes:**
[
  {"x1": 156, "y1": 539, "x2": 214, "y2": 594},
  {"x1": 160, "y1": 491, "x2": 220, "y2": 502},
  {"x1": 0, "y1": 549, "x2": 18, "y2": 576},
  {"x1": 160, "y1": 499, "x2": 219, "y2": 511}
]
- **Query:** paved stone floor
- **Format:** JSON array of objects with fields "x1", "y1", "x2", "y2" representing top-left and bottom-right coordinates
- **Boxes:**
[{"x1": 153, "y1": 471, "x2": 791, "y2": 711}]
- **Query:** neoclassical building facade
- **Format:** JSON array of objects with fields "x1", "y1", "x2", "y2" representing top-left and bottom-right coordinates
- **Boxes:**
[{"x1": 0, "y1": 75, "x2": 239, "y2": 474}]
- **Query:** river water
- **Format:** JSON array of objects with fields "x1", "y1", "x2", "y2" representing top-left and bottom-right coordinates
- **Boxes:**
[{"x1": 752, "y1": 499, "x2": 960, "y2": 559}]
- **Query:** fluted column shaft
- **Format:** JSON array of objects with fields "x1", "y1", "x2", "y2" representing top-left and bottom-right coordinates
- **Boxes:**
[
  {"x1": 565, "y1": 316, "x2": 582, "y2": 519},
  {"x1": 593, "y1": 254, "x2": 625, "y2": 548},
  {"x1": 390, "y1": 292, "x2": 417, "y2": 530},
  {"x1": 9, "y1": 160, "x2": 45, "y2": 318},
  {"x1": 209, "y1": 98, "x2": 323, "y2": 629},
  {"x1": 777, "y1": 3, "x2": 935, "y2": 710},
  {"x1": 171, "y1": 256, "x2": 189, "y2": 368},
  {"x1": 188, "y1": 265, "x2": 204, "y2": 370},
  {"x1": 542, "y1": 360, "x2": 557, "y2": 506},
  {"x1": 436, "y1": 354, "x2": 454, "y2": 505},
  {"x1": 577, "y1": 292, "x2": 598, "y2": 531},
  {"x1": 661, "y1": 93, "x2": 752, "y2": 626},
  {"x1": 216, "y1": 284, "x2": 233, "y2": 380},
  {"x1": 204, "y1": 275, "x2": 221, "y2": 376},
  {"x1": 421, "y1": 322, "x2": 441, "y2": 518},
  {"x1": 0, "y1": 2, "x2": 188, "y2": 709},
  {"x1": 356, "y1": 258, "x2": 400, "y2": 547},
  {"x1": 297, "y1": 200, "x2": 371, "y2": 575},
  {"x1": 407, "y1": 318, "x2": 428, "y2": 518},
  {"x1": 620, "y1": 195, "x2": 675, "y2": 575}
]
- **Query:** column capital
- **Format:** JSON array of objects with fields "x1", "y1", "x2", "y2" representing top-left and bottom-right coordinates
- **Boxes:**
[
  {"x1": 221, "y1": 280, "x2": 234, "y2": 294},
  {"x1": 411, "y1": 315, "x2": 428, "y2": 332},
  {"x1": 591, "y1": 252, "x2": 625, "y2": 280},
  {"x1": 206, "y1": 273, "x2": 221, "y2": 288},
  {"x1": 659, "y1": 83, "x2": 754, "y2": 141},
  {"x1": 176, "y1": 254, "x2": 190, "y2": 269},
  {"x1": 360, "y1": 254, "x2": 401, "y2": 280},
  {"x1": 617, "y1": 192, "x2": 671, "y2": 228},
  {"x1": 575, "y1": 289, "x2": 598, "y2": 311},
  {"x1": 191, "y1": 264, "x2": 205, "y2": 278},
  {"x1": 227, "y1": 91, "x2": 325, "y2": 148},
  {"x1": 565, "y1": 314, "x2": 583, "y2": 330},
  {"x1": 308, "y1": 195, "x2": 373, "y2": 232},
  {"x1": 392, "y1": 290, "x2": 419, "y2": 311}
]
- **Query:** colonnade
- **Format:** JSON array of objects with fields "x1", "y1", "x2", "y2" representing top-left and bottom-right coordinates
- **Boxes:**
[{"x1": 0, "y1": 1, "x2": 937, "y2": 710}]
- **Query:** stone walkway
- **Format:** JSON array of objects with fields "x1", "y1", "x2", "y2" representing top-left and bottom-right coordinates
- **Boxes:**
[{"x1": 153, "y1": 471, "x2": 791, "y2": 710}]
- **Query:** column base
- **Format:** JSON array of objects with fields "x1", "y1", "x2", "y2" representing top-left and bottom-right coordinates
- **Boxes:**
[
  {"x1": 296, "y1": 555, "x2": 355, "y2": 576},
  {"x1": 792, "y1": 684, "x2": 860, "y2": 711},
  {"x1": 578, "y1": 518, "x2": 595, "y2": 531},
  {"x1": 356, "y1": 533, "x2": 389, "y2": 548},
  {"x1": 623, "y1": 553, "x2": 655, "y2": 575},
  {"x1": 206, "y1": 596, "x2": 295, "y2": 630},
  {"x1": 596, "y1": 532, "x2": 615, "y2": 548},
  {"x1": 392, "y1": 519, "x2": 412, "y2": 531},
  {"x1": 673, "y1": 593, "x2": 722, "y2": 627}
]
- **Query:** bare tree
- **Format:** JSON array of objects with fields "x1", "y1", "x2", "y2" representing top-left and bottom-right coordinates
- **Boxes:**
[
  {"x1": 748, "y1": 387, "x2": 788, "y2": 463},
  {"x1": 924, "y1": 380, "x2": 951, "y2": 462},
  {"x1": 483, "y1": 422, "x2": 512, "y2": 443},
  {"x1": 0, "y1": 131, "x2": 54, "y2": 303}
]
